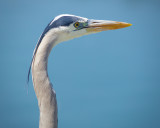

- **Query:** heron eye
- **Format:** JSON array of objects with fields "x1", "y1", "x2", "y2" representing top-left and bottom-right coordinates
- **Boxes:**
[{"x1": 74, "y1": 22, "x2": 80, "y2": 28}]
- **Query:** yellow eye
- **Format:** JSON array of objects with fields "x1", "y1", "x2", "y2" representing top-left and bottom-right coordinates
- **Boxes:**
[{"x1": 74, "y1": 22, "x2": 80, "y2": 28}]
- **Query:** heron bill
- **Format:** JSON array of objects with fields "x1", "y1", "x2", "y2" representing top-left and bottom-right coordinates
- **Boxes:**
[{"x1": 87, "y1": 20, "x2": 132, "y2": 32}]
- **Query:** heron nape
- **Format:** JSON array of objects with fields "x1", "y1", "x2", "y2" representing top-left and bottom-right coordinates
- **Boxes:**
[{"x1": 27, "y1": 14, "x2": 132, "y2": 128}]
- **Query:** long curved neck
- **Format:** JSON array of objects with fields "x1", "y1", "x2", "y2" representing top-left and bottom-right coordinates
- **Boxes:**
[{"x1": 32, "y1": 32, "x2": 59, "y2": 128}]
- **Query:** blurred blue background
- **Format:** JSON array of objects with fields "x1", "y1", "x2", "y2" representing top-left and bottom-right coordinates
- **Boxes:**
[{"x1": 0, "y1": 0, "x2": 160, "y2": 128}]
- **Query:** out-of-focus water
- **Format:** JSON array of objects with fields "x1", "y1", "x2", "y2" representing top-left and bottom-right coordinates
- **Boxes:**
[{"x1": 0, "y1": 0, "x2": 160, "y2": 128}]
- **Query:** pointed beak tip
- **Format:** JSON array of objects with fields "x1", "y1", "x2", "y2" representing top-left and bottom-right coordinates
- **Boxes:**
[
  {"x1": 127, "y1": 23, "x2": 132, "y2": 27},
  {"x1": 114, "y1": 22, "x2": 132, "y2": 29},
  {"x1": 117, "y1": 22, "x2": 132, "y2": 28}
]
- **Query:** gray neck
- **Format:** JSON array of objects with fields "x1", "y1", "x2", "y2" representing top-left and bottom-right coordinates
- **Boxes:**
[{"x1": 32, "y1": 32, "x2": 58, "y2": 128}]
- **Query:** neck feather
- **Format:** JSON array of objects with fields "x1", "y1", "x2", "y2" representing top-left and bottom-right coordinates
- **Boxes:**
[{"x1": 32, "y1": 31, "x2": 59, "y2": 128}]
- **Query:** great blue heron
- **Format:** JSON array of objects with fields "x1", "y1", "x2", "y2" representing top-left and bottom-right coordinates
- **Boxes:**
[{"x1": 27, "y1": 14, "x2": 131, "y2": 128}]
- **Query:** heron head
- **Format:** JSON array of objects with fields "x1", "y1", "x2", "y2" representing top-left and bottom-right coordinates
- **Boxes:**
[
  {"x1": 48, "y1": 14, "x2": 132, "y2": 43},
  {"x1": 27, "y1": 14, "x2": 132, "y2": 83}
]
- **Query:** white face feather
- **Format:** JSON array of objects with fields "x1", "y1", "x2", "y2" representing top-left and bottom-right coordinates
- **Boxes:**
[{"x1": 47, "y1": 16, "x2": 89, "y2": 44}]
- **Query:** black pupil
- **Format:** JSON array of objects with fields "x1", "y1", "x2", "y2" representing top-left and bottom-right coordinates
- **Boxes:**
[{"x1": 75, "y1": 23, "x2": 79, "y2": 27}]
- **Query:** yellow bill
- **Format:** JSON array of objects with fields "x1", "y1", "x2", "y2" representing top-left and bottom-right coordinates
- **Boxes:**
[{"x1": 86, "y1": 20, "x2": 132, "y2": 33}]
